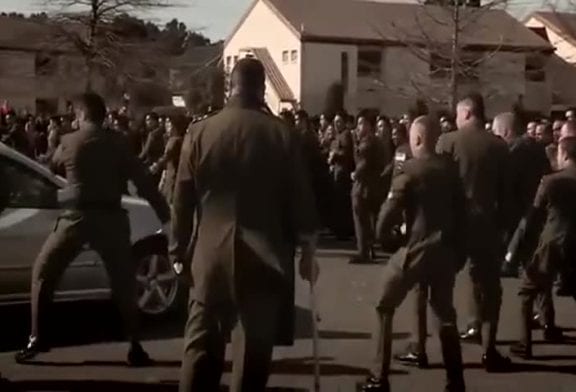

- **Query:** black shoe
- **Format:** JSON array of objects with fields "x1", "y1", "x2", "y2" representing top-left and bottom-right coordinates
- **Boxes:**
[
  {"x1": 460, "y1": 327, "x2": 481, "y2": 344},
  {"x1": 482, "y1": 350, "x2": 512, "y2": 373},
  {"x1": 14, "y1": 336, "x2": 50, "y2": 364},
  {"x1": 543, "y1": 325, "x2": 564, "y2": 342},
  {"x1": 394, "y1": 351, "x2": 429, "y2": 368},
  {"x1": 360, "y1": 377, "x2": 390, "y2": 392},
  {"x1": 127, "y1": 343, "x2": 154, "y2": 367},
  {"x1": 510, "y1": 343, "x2": 532, "y2": 360},
  {"x1": 531, "y1": 313, "x2": 543, "y2": 330}
]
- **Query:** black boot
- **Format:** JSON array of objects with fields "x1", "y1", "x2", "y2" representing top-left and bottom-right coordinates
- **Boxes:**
[
  {"x1": 14, "y1": 336, "x2": 50, "y2": 364},
  {"x1": 440, "y1": 327, "x2": 465, "y2": 392},
  {"x1": 543, "y1": 325, "x2": 564, "y2": 342},
  {"x1": 360, "y1": 377, "x2": 390, "y2": 392},
  {"x1": 127, "y1": 342, "x2": 154, "y2": 367},
  {"x1": 393, "y1": 350, "x2": 429, "y2": 368},
  {"x1": 482, "y1": 349, "x2": 512, "y2": 373},
  {"x1": 459, "y1": 326, "x2": 481, "y2": 344}
]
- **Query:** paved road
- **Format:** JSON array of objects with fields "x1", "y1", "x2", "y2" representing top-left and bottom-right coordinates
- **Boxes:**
[{"x1": 1, "y1": 242, "x2": 576, "y2": 391}]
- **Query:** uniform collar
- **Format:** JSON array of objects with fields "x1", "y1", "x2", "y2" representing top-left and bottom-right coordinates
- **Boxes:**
[{"x1": 226, "y1": 95, "x2": 265, "y2": 111}]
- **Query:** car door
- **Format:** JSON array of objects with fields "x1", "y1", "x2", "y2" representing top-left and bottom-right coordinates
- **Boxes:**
[{"x1": 0, "y1": 156, "x2": 108, "y2": 302}]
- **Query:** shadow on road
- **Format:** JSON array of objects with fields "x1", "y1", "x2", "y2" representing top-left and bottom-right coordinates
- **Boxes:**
[{"x1": 2, "y1": 379, "x2": 311, "y2": 392}]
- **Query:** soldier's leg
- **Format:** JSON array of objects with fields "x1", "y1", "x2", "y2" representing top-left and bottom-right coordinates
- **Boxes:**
[
  {"x1": 17, "y1": 216, "x2": 85, "y2": 363},
  {"x1": 477, "y1": 256, "x2": 503, "y2": 353},
  {"x1": 428, "y1": 268, "x2": 464, "y2": 391},
  {"x1": 90, "y1": 214, "x2": 140, "y2": 342},
  {"x1": 30, "y1": 216, "x2": 85, "y2": 340},
  {"x1": 370, "y1": 263, "x2": 411, "y2": 383},
  {"x1": 463, "y1": 260, "x2": 482, "y2": 335},
  {"x1": 352, "y1": 193, "x2": 371, "y2": 261},
  {"x1": 536, "y1": 289, "x2": 555, "y2": 327},
  {"x1": 397, "y1": 283, "x2": 428, "y2": 364},
  {"x1": 229, "y1": 289, "x2": 280, "y2": 392},
  {"x1": 180, "y1": 297, "x2": 229, "y2": 392}
]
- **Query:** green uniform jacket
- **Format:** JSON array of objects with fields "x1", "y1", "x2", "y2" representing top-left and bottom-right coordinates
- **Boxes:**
[
  {"x1": 436, "y1": 126, "x2": 511, "y2": 252},
  {"x1": 170, "y1": 97, "x2": 319, "y2": 345}
]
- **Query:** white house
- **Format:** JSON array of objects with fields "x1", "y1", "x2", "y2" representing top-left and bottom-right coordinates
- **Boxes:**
[
  {"x1": 224, "y1": 0, "x2": 554, "y2": 116},
  {"x1": 525, "y1": 11, "x2": 576, "y2": 112}
]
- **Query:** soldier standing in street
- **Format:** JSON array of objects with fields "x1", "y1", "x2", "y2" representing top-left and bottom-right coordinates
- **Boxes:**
[
  {"x1": 171, "y1": 58, "x2": 319, "y2": 392},
  {"x1": 437, "y1": 94, "x2": 512, "y2": 371},
  {"x1": 361, "y1": 116, "x2": 466, "y2": 392},
  {"x1": 15, "y1": 93, "x2": 171, "y2": 365},
  {"x1": 139, "y1": 112, "x2": 166, "y2": 183},
  {"x1": 350, "y1": 111, "x2": 387, "y2": 264},
  {"x1": 508, "y1": 132, "x2": 576, "y2": 358}
]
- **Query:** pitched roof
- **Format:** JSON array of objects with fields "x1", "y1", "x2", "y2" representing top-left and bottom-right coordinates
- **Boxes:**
[
  {"x1": 529, "y1": 11, "x2": 576, "y2": 48},
  {"x1": 251, "y1": 47, "x2": 296, "y2": 101},
  {"x1": 245, "y1": 0, "x2": 552, "y2": 51}
]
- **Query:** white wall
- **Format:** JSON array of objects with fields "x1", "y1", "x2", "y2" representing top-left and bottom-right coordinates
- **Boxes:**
[
  {"x1": 300, "y1": 42, "x2": 358, "y2": 115},
  {"x1": 224, "y1": 0, "x2": 301, "y2": 103},
  {"x1": 526, "y1": 17, "x2": 576, "y2": 64}
]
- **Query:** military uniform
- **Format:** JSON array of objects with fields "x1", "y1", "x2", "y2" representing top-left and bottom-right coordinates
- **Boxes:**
[
  {"x1": 329, "y1": 129, "x2": 355, "y2": 238},
  {"x1": 351, "y1": 133, "x2": 387, "y2": 262},
  {"x1": 171, "y1": 97, "x2": 318, "y2": 392},
  {"x1": 29, "y1": 123, "x2": 170, "y2": 347},
  {"x1": 509, "y1": 167, "x2": 576, "y2": 356},
  {"x1": 153, "y1": 135, "x2": 183, "y2": 204},
  {"x1": 367, "y1": 155, "x2": 466, "y2": 391},
  {"x1": 139, "y1": 127, "x2": 165, "y2": 166},
  {"x1": 437, "y1": 126, "x2": 511, "y2": 356}
]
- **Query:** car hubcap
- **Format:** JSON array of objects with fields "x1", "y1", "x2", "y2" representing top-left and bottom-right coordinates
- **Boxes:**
[{"x1": 136, "y1": 254, "x2": 178, "y2": 315}]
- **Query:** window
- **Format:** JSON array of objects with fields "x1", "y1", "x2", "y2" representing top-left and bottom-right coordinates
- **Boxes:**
[
  {"x1": 341, "y1": 52, "x2": 349, "y2": 92},
  {"x1": 282, "y1": 50, "x2": 289, "y2": 64},
  {"x1": 429, "y1": 52, "x2": 480, "y2": 82},
  {"x1": 525, "y1": 54, "x2": 546, "y2": 82},
  {"x1": 290, "y1": 50, "x2": 298, "y2": 63},
  {"x1": 357, "y1": 50, "x2": 382, "y2": 77},
  {"x1": 35, "y1": 53, "x2": 59, "y2": 76},
  {"x1": 0, "y1": 158, "x2": 58, "y2": 209}
]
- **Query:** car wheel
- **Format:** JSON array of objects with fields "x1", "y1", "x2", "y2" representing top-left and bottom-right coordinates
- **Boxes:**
[{"x1": 135, "y1": 250, "x2": 184, "y2": 318}]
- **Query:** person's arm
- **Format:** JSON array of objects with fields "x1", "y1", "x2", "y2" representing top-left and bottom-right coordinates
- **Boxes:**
[
  {"x1": 49, "y1": 139, "x2": 65, "y2": 174},
  {"x1": 497, "y1": 145, "x2": 514, "y2": 241},
  {"x1": 451, "y1": 168, "x2": 468, "y2": 270},
  {"x1": 151, "y1": 137, "x2": 178, "y2": 174},
  {"x1": 125, "y1": 139, "x2": 170, "y2": 224},
  {"x1": 169, "y1": 131, "x2": 198, "y2": 266},
  {"x1": 376, "y1": 172, "x2": 409, "y2": 242},
  {"x1": 508, "y1": 177, "x2": 549, "y2": 267}
]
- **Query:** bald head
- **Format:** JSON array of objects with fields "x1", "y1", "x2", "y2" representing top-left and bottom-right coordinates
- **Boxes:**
[
  {"x1": 492, "y1": 112, "x2": 520, "y2": 144},
  {"x1": 560, "y1": 120, "x2": 576, "y2": 141},
  {"x1": 230, "y1": 58, "x2": 266, "y2": 103},
  {"x1": 410, "y1": 115, "x2": 440, "y2": 157}
]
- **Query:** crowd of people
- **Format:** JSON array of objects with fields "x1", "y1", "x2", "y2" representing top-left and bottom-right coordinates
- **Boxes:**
[{"x1": 1, "y1": 56, "x2": 576, "y2": 392}]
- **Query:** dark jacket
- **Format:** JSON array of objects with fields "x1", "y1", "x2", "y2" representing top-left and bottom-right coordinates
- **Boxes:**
[
  {"x1": 139, "y1": 127, "x2": 165, "y2": 165},
  {"x1": 377, "y1": 155, "x2": 467, "y2": 274},
  {"x1": 437, "y1": 126, "x2": 511, "y2": 251},
  {"x1": 170, "y1": 97, "x2": 318, "y2": 344},
  {"x1": 51, "y1": 123, "x2": 169, "y2": 223},
  {"x1": 155, "y1": 135, "x2": 183, "y2": 204},
  {"x1": 353, "y1": 133, "x2": 387, "y2": 207}
]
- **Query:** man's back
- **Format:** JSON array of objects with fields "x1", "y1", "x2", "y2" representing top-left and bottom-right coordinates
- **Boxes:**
[
  {"x1": 539, "y1": 167, "x2": 576, "y2": 241},
  {"x1": 181, "y1": 101, "x2": 318, "y2": 277},
  {"x1": 437, "y1": 127, "x2": 509, "y2": 230}
]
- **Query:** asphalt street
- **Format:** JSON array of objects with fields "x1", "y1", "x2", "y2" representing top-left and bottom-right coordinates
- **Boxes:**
[{"x1": 1, "y1": 241, "x2": 576, "y2": 392}]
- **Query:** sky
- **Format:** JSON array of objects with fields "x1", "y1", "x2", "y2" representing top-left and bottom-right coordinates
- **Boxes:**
[
  {"x1": 0, "y1": 0, "x2": 564, "y2": 40},
  {"x1": 1, "y1": 0, "x2": 253, "y2": 40}
]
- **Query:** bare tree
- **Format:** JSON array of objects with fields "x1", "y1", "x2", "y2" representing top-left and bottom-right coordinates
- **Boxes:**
[
  {"x1": 376, "y1": 0, "x2": 511, "y2": 112},
  {"x1": 42, "y1": 0, "x2": 175, "y2": 91}
]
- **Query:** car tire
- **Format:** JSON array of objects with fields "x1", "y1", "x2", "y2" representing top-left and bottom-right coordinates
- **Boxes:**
[{"x1": 133, "y1": 241, "x2": 187, "y2": 319}]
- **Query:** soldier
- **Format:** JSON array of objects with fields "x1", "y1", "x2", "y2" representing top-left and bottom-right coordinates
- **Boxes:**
[
  {"x1": 508, "y1": 133, "x2": 576, "y2": 358},
  {"x1": 437, "y1": 93, "x2": 512, "y2": 371},
  {"x1": 328, "y1": 112, "x2": 356, "y2": 239},
  {"x1": 171, "y1": 58, "x2": 319, "y2": 392},
  {"x1": 350, "y1": 111, "x2": 387, "y2": 264},
  {"x1": 139, "y1": 112, "x2": 166, "y2": 173},
  {"x1": 361, "y1": 116, "x2": 466, "y2": 392},
  {"x1": 15, "y1": 93, "x2": 171, "y2": 365}
]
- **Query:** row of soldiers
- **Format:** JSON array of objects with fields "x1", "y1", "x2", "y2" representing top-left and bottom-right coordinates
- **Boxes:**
[{"x1": 4, "y1": 57, "x2": 576, "y2": 392}]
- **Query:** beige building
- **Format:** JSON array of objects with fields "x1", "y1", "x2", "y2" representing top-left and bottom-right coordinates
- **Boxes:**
[
  {"x1": 525, "y1": 12, "x2": 576, "y2": 112},
  {"x1": 225, "y1": 0, "x2": 554, "y2": 116},
  {"x1": 0, "y1": 17, "x2": 99, "y2": 114}
]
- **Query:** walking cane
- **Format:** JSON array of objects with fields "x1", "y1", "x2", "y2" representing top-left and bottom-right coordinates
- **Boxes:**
[{"x1": 309, "y1": 280, "x2": 321, "y2": 392}]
